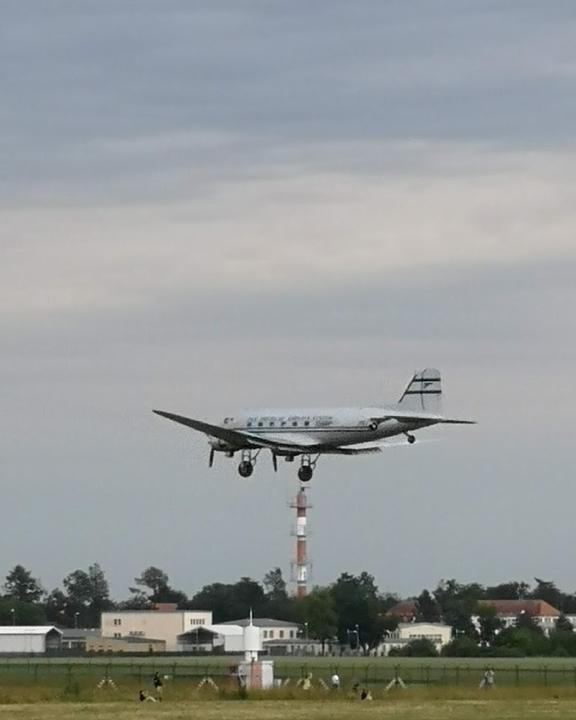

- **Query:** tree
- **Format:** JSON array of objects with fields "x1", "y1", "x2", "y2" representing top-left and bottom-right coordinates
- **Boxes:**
[
  {"x1": 44, "y1": 589, "x2": 68, "y2": 624},
  {"x1": 189, "y1": 577, "x2": 267, "y2": 622},
  {"x1": 433, "y1": 579, "x2": 483, "y2": 640},
  {"x1": 485, "y1": 581, "x2": 530, "y2": 600},
  {"x1": 132, "y1": 566, "x2": 188, "y2": 606},
  {"x1": 415, "y1": 589, "x2": 441, "y2": 623},
  {"x1": 531, "y1": 578, "x2": 563, "y2": 611},
  {"x1": 61, "y1": 564, "x2": 114, "y2": 626},
  {"x1": 556, "y1": 614, "x2": 574, "y2": 633},
  {"x1": 0, "y1": 599, "x2": 46, "y2": 626},
  {"x1": 294, "y1": 588, "x2": 337, "y2": 653},
  {"x1": 262, "y1": 568, "x2": 293, "y2": 619},
  {"x1": 4, "y1": 565, "x2": 44, "y2": 603},
  {"x1": 389, "y1": 638, "x2": 438, "y2": 657},
  {"x1": 263, "y1": 568, "x2": 287, "y2": 600},
  {"x1": 331, "y1": 572, "x2": 384, "y2": 650},
  {"x1": 133, "y1": 567, "x2": 170, "y2": 601},
  {"x1": 476, "y1": 604, "x2": 503, "y2": 646},
  {"x1": 441, "y1": 636, "x2": 481, "y2": 657}
]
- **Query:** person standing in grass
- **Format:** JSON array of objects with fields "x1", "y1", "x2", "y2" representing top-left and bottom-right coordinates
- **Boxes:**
[
  {"x1": 153, "y1": 671, "x2": 163, "y2": 700},
  {"x1": 480, "y1": 668, "x2": 495, "y2": 689}
]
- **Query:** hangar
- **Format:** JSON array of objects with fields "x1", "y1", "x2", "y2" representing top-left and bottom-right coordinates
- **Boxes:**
[{"x1": 0, "y1": 626, "x2": 62, "y2": 654}]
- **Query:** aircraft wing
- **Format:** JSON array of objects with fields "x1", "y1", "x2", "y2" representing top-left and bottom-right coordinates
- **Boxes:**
[
  {"x1": 325, "y1": 438, "x2": 439, "y2": 455},
  {"x1": 153, "y1": 410, "x2": 321, "y2": 452},
  {"x1": 323, "y1": 445, "x2": 383, "y2": 455}
]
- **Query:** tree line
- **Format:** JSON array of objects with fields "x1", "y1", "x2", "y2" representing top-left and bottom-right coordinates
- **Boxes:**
[{"x1": 3, "y1": 565, "x2": 576, "y2": 656}]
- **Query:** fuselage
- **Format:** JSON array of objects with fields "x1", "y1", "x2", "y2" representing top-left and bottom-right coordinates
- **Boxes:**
[{"x1": 213, "y1": 406, "x2": 440, "y2": 451}]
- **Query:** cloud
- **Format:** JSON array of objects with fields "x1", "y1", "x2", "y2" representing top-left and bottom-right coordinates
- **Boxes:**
[{"x1": 2, "y1": 2, "x2": 576, "y2": 597}]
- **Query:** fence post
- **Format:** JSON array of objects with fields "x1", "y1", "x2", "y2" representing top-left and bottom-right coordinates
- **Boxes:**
[
  {"x1": 515, "y1": 665, "x2": 520, "y2": 687},
  {"x1": 543, "y1": 665, "x2": 548, "y2": 687}
]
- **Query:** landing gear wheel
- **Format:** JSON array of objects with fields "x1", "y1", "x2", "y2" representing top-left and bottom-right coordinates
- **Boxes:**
[
  {"x1": 298, "y1": 465, "x2": 313, "y2": 483},
  {"x1": 238, "y1": 461, "x2": 254, "y2": 478},
  {"x1": 406, "y1": 434, "x2": 416, "y2": 445}
]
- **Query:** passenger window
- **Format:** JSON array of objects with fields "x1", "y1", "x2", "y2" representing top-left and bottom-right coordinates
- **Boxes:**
[
  {"x1": 247, "y1": 422, "x2": 252, "y2": 427},
  {"x1": 304, "y1": 420, "x2": 310, "y2": 427},
  {"x1": 292, "y1": 421, "x2": 298, "y2": 427},
  {"x1": 281, "y1": 421, "x2": 286, "y2": 427},
  {"x1": 258, "y1": 422, "x2": 263, "y2": 427},
  {"x1": 269, "y1": 421, "x2": 275, "y2": 427}
]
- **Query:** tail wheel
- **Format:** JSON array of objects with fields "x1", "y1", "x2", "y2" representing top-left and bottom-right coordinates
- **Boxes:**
[{"x1": 406, "y1": 434, "x2": 416, "y2": 444}]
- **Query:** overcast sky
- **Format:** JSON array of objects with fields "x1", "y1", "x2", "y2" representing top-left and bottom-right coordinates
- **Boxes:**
[{"x1": 2, "y1": 1, "x2": 576, "y2": 602}]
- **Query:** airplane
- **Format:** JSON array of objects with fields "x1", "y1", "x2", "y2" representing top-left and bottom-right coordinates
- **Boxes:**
[{"x1": 153, "y1": 368, "x2": 474, "y2": 483}]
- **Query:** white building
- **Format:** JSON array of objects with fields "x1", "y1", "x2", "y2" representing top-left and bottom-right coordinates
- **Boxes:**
[
  {"x1": 476, "y1": 600, "x2": 561, "y2": 636},
  {"x1": 222, "y1": 618, "x2": 300, "y2": 642},
  {"x1": 0, "y1": 627, "x2": 62, "y2": 654},
  {"x1": 176, "y1": 624, "x2": 244, "y2": 653},
  {"x1": 381, "y1": 622, "x2": 452, "y2": 655},
  {"x1": 101, "y1": 604, "x2": 212, "y2": 652}
]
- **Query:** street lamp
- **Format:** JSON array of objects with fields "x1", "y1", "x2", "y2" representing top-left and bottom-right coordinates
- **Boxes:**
[
  {"x1": 10, "y1": 608, "x2": 15, "y2": 626},
  {"x1": 304, "y1": 621, "x2": 309, "y2": 656},
  {"x1": 74, "y1": 612, "x2": 80, "y2": 629}
]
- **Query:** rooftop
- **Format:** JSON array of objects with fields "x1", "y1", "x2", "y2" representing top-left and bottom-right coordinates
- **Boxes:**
[
  {"x1": 0, "y1": 626, "x2": 62, "y2": 636},
  {"x1": 222, "y1": 618, "x2": 299, "y2": 628},
  {"x1": 479, "y1": 599, "x2": 560, "y2": 617}
]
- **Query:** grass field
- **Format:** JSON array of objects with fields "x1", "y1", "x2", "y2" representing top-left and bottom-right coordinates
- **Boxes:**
[{"x1": 2, "y1": 696, "x2": 576, "y2": 720}]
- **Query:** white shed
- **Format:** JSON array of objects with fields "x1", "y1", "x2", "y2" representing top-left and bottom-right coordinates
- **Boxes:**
[{"x1": 0, "y1": 626, "x2": 62, "y2": 653}]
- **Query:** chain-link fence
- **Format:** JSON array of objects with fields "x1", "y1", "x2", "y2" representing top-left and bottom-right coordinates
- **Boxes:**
[{"x1": 0, "y1": 659, "x2": 576, "y2": 689}]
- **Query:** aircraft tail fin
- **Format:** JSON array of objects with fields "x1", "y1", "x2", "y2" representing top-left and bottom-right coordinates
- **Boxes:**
[{"x1": 397, "y1": 368, "x2": 442, "y2": 414}]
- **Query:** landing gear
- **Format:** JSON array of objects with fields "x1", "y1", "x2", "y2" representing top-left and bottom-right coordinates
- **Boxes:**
[
  {"x1": 405, "y1": 433, "x2": 416, "y2": 444},
  {"x1": 298, "y1": 454, "x2": 320, "y2": 482},
  {"x1": 237, "y1": 449, "x2": 259, "y2": 478},
  {"x1": 238, "y1": 461, "x2": 253, "y2": 477}
]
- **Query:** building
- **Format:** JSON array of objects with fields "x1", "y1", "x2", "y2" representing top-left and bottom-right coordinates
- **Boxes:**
[
  {"x1": 222, "y1": 618, "x2": 300, "y2": 643},
  {"x1": 0, "y1": 627, "x2": 62, "y2": 654},
  {"x1": 176, "y1": 624, "x2": 244, "y2": 653},
  {"x1": 477, "y1": 599, "x2": 560, "y2": 634},
  {"x1": 381, "y1": 622, "x2": 452, "y2": 656},
  {"x1": 86, "y1": 636, "x2": 166, "y2": 653},
  {"x1": 101, "y1": 604, "x2": 212, "y2": 652},
  {"x1": 60, "y1": 628, "x2": 101, "y2": 652}
]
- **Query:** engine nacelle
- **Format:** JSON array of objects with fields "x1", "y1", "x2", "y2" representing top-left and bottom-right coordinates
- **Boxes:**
[{"x1": 208, "y1": 437, "x2": 233, "y2": 452}]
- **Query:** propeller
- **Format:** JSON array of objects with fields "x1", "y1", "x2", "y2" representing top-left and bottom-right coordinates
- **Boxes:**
[
  {"x1": 209, "y1": 449, "x2": 215, "y2": 468},
  {"x1": 272, "y1": 453, "x2": 278, "y2": 472}
]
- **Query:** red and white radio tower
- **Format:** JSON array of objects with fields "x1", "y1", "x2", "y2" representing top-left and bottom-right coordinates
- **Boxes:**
[{"x1": 290, "y1": 485, "x2": 312, "y2": 598}]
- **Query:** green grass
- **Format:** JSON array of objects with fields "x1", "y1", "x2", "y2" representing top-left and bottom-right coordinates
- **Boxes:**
[{"x1": 3, "y1": 696, "x2": 576, "y2": 720}]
